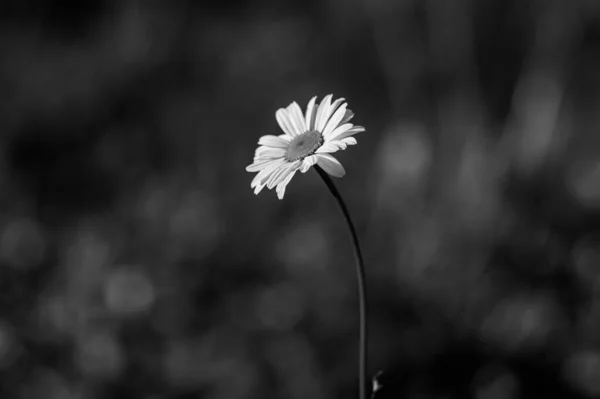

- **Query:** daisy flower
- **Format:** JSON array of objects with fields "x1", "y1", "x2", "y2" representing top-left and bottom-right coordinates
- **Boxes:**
[{"x1": 246, "y1": 94, "x2": 365, "y2": 199}]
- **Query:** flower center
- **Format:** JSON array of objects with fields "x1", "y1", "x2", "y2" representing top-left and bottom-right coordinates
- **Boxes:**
[{"x1": 285, "y1": 130, "x2": 323, "y2": 161}]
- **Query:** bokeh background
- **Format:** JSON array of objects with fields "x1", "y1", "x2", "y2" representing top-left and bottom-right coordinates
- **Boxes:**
[{"x1": 1, "y1": 0, "x2": 600, "y2": 398}]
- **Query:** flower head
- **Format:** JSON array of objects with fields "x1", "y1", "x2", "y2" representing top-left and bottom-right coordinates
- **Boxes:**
[{"x1": 246, "y1": 94, "x2": 365, "y2": 199}]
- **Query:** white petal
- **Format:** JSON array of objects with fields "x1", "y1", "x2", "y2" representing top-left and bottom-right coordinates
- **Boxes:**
[
  {"x1": 252, "y1": 161, "x2": 282, "y2": 189},
  {"x1": 251, "y1": 167, "x2": 270, "y2": 188},
  {"x1": 266, "y1": 167, "x2": 285, "y2": 189},
  {"x1": 259, "y1": 160, "x2": 287, "y2": 186},
  {"x1": 331, "y1": 125, "x2": 365, "y2": 141},
  {"x1": 268, "y1": 161, "x2": 298, "y2": 189},
  {"x1": 327, "y1": 97, "x2": 345, "y2": 119},
  {"x1": 258, "y1": 135, "x2": 289, "y2": 148},
  {"x1": 316, "y1": 154, "x2": 345, "y2": 178},
  {"x1": 247, "y1": 157, "x2": 285, "y2": 178},
  {"x1": 276, "y1": 169, "x2": 297, "y2": 199},
  {"x1": 251, "y1": 172, "x2": 261, "y2": 188},
  {"x1": 273, "y1": 161, "x2": 300, "y2": 188},
  {"x1": 304, "y1": 96, "x2": 317, "y2": 130},
  {"x1": 251, "y1": 165, "x2": 282, "y2": 190},
  {"x1": 340, "y1": 109, "x2": 354, "y2": 125},
  {"x1": 315, "y1": 140, "x2": 347, "y2": 154},
  {"x1": 276, "y1": 109, "x2": 298, "y2": 137},
  {"x1": 300, "y1": 155, "x2": 318, "y2": 173},
  {"x1": 327, "y1": 123, "x2": 353, "y2": 141},
  {"x1": 287, "y1": 102, "x2": 307, "y2": 134},
  {"x1": 254, "y1": 146, "x2": 286, "y2": 159},
  {"x1": 342, "y1": 137, "x2": 357, "y2": 145},
  {"x1": 246, "y1": 157, "x2": 280, "y2": 172},
  {"x1": 314, "y1": 142, "x2": 337, "y2": 154},
  {"x1": 322, "y1": 103, "x2": 347, "y2": 139},
  {"x1": 315, "y1": 94, "x2": 333, "y2": 132},
  {"x1": 247, "y1": 159, "x2": 269, "y2": 172},
  {"x1": 252, "y1": 163, "x2": 278, "y2": 187},
  {"x1": 254, "y1": 181, "x2": 267, "y2": 195}
]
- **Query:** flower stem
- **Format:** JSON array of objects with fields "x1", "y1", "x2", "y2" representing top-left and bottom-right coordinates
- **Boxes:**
[{"x1": 315, "y1": 165, "x2": 368, "y2": 399}]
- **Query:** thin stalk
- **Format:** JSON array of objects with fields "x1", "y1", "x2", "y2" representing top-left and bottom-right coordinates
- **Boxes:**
[{"x1": 315, "y1": 165, "x2": 368, "y2": 399}]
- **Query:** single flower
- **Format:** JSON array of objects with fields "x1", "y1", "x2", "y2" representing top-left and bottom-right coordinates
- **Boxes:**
[{"x1": 246, "y1": 94, "x2": 365, "y2": 199}]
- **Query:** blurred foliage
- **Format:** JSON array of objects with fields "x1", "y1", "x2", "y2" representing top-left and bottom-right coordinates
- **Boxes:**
[{"x1": 1, "y1": 0, "x2": 600, "y2": 398}]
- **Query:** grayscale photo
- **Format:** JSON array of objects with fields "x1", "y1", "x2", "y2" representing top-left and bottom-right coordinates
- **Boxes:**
[{"x1": 0, "y1": 0, "x2": 599, "y2": 398}]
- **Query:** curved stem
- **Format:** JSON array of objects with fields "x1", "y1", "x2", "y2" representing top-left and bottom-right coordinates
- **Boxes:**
[{"x1": 315, "y1": 165, "x2": 368, "y2": 399}]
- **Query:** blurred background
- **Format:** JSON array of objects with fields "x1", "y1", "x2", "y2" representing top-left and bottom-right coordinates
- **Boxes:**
[{"x1": 1, "y1": 0, "x2": 600, "y2": 398}]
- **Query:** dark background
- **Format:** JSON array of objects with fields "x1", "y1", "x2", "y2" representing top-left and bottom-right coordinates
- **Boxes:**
[{"x1": 1, "y1": 0, "x2": 600, "y2": 398}]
